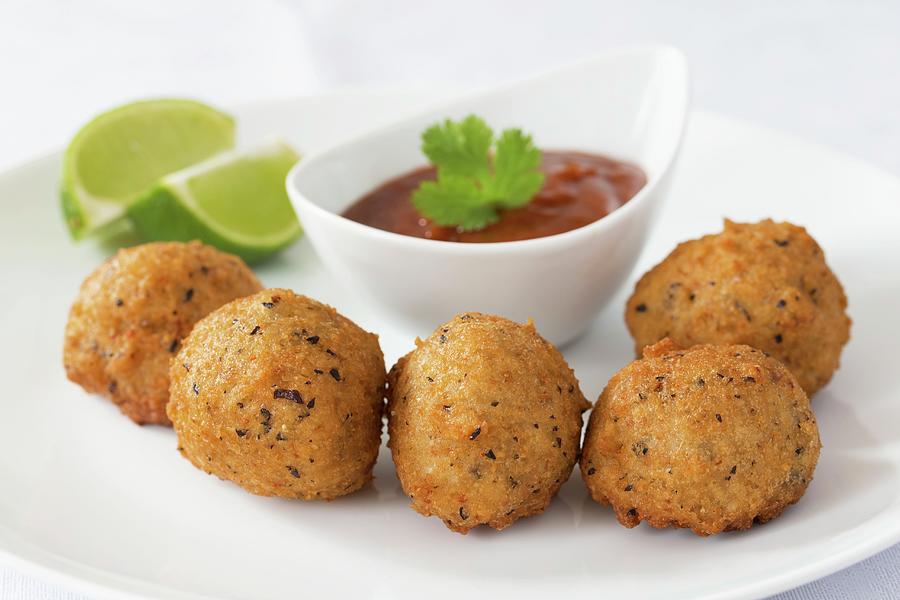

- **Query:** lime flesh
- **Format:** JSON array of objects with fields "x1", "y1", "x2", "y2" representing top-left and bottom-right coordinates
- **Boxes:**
[
  {"x1": 126, "y1": 141, "x2": 302, "y2": 264},
  {"x1": 62, "y1": 99, "x2": 234, "y2": 238}
]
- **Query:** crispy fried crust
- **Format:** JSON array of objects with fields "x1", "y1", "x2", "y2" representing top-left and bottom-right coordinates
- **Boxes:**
[
  {"x1": 167, "y1": 289, "x2": 386, "y2": 500},
  {"x1": 581, "y1": 339, "x2": 821, "y2": 536},
  {"x1": 625, "y1": 219, "x2": 850, "y2": 395},
  {"x1": 387, "y1": 313, "x2": 590, "y2": 533},
  {"x1": 63, "y1": 241, "x2": 262, "y2": 425}
]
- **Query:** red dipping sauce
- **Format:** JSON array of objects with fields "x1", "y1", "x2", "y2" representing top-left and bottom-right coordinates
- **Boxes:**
[{"x1": 341, "y1": 151, "x2": 646, "y2": 243}]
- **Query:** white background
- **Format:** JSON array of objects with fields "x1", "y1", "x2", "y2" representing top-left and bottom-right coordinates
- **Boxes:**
[{"x1": 1, "y1": 0, "x2": 898, "y2": 598}]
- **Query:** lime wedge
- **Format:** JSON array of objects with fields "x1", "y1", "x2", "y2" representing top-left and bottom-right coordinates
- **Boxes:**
[
  {"x1": 61, "y1": 99, "x2": 235, "y2": 238},
  {"x1": 126, "y1": 141, "x2": 302, "y2": 264}
]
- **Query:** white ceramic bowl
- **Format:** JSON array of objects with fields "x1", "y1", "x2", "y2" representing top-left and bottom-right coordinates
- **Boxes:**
[{"x1": 287, "y1": 46, "x2": 690, "y2": 345}]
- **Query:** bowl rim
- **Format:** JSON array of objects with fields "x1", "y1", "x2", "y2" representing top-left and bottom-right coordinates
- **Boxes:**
[{"x1": 286, "y1": 44, "x2": 691, "y2": 256}]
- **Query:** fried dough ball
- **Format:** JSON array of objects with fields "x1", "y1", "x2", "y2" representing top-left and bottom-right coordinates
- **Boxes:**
[
  {"x1": 625, "y1": 219, "x2": 850, "y2": 395},
  {"x1": 581, "y1": 339, "x2": 821, "y2": 536},
  {"x1": 64, "y1": 241, "x2": 262, "y2": 425},
  {"x1": 168, "y1": 289, "x2": 386, "y2": 500},
  {"x1": 387, "y1": 313, "x2": 590, "y2": 533}
]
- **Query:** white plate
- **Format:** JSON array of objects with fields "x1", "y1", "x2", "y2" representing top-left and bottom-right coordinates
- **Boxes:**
[{"x1": 1, "y1": 90, "x2": 899, "y2": 600}]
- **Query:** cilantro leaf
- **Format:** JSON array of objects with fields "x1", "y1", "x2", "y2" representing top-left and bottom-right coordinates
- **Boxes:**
[
  {"x1": 484, "y1": 128, "x2": 544, "y2": 208},
  {"x1": 421, "y1": 115, "x2": 492, "y2": 180},
  {"x1": 412, "y1": 174, "x2": 499, "y2": 231},
  {"x1": 413, "y1": 115, "x2": 544, "y2": 231}
]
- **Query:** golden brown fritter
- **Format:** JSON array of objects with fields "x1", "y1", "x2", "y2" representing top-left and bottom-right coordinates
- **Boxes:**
[
  {"x1": 168, "y1": 289, "x2": 386, "y2": 500},
  {"x1": 64, "y1": 241, "x2": 262, "y2": 425},
  {"x1": 387, "y1": 313, "x2": 590, "y2": 534},
  {"x1": 625, "y1": 219, "x2": 850, "y2": 396},
  {"x1": 581, "y1": 339, "x2": 821, "y2": 536}
]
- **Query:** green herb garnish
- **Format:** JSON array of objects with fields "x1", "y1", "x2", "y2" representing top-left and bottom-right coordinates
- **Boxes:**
[{"x1": 411, "y1": 115, "x2": 544, "y2": 231}]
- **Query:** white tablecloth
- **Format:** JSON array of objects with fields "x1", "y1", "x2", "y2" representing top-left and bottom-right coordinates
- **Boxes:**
[{"x1": 1, "y1": 1, "x2": 898, "y2": 598}]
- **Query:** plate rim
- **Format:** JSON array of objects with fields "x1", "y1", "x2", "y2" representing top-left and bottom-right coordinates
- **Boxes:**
[{"x1": 1, "y1": 90, "x2": 899, "y2": 600}]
